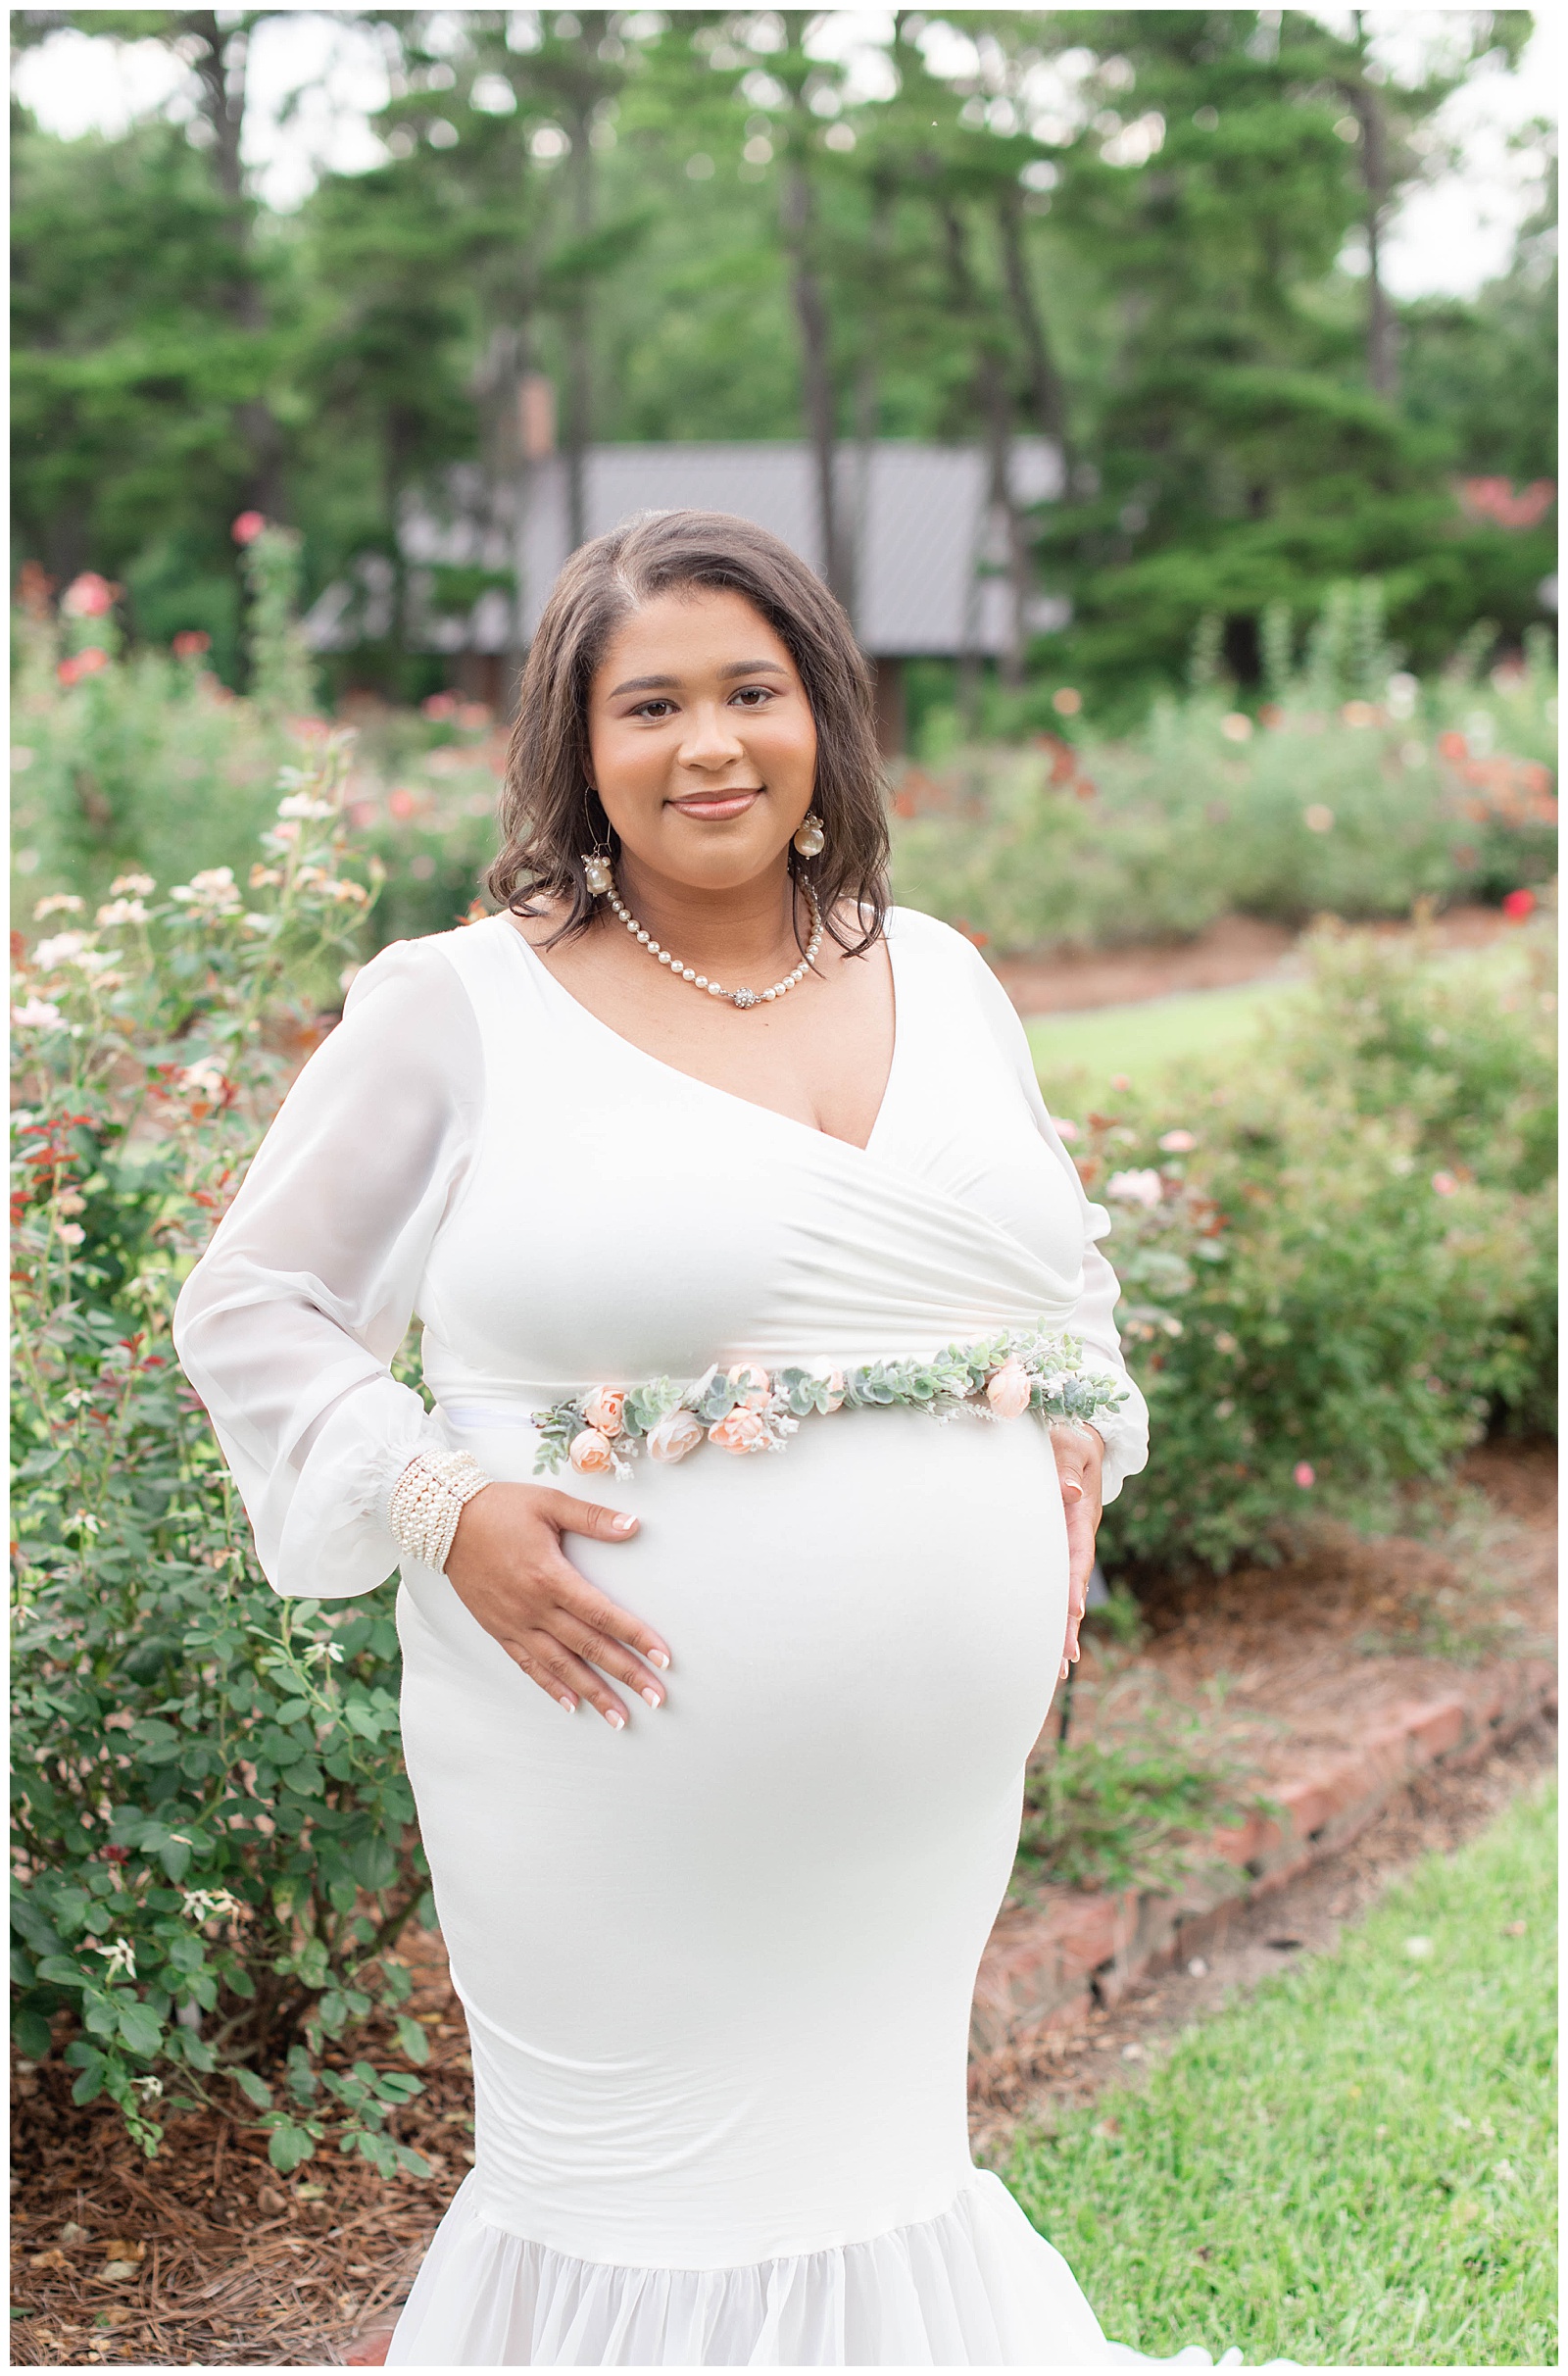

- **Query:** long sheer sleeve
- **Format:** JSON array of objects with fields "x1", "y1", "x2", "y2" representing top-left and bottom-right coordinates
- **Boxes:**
[
  {"x1": 173, "y1": 937, "x2": 483, "y2": 1599},
  {"x1": 965, "y1": 951, "x2": 1151, "y2": 1505}
]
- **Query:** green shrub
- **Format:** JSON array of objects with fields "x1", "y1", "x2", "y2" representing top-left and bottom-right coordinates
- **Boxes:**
[
  {"x1": 1044, "y1": 922, "x2": 1557, "y2": 1575},
  {"x1": 10, "y1": 737, "x2": 433, "y2": 2176},
  {"x1": 11, "y1": 569, "x2": 499, "y2": 953},
  {"x1": 891, "y1": 606, "x2": 1557, "y2": 958}
]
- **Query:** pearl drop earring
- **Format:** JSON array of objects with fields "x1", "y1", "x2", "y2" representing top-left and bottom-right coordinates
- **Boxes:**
[{"x1": 793, "y1": 813, "x2": 825, "y2": 859}]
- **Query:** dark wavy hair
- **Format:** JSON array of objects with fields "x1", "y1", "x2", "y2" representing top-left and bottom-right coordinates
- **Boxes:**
[{"x1": 488, "y1": 509, "x2": 890, "y2": 955}]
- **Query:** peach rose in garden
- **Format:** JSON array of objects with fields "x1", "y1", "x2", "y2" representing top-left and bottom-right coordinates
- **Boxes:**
[
  {"x1": 709, "y1": 1407, "x2": 769, "y2": 1454},
  {"x1": 582, "y1": 1387, "x2": 625, "y2": 1438},
  {"x1": 985, "y1": 1359, "x2": 1032, "y2": 1420},
  {"x1": 726, "y1": 1362, "x2": 772, "y2": 1411},
  {"x1": 568, "y1": 1428, "x2": 616, "y2": 1475},
  {"x1": 647, "y1": 1408, "x2": 704, "y2": 1464}
]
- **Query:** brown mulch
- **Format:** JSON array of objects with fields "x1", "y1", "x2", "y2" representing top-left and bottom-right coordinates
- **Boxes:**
[
  {"x1": 10, "y1": 1444, "x2": 1556, "y2": 2368},
  {"x1": 10, "y1": 1936, "x2": 467, "y2": 2369},
  {"x1": 990, "y1": 901, "x2": 1517, "y2": 1016},
  {"x1": 1086, "y1": 1439, "x2": 1557, "y2": 1784}
]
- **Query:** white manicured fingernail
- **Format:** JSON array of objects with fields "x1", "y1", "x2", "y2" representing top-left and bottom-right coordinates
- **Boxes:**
[
  {"x1": 641, "y1": 1687, "x2": 661, "y2": 1708},
  {"x1": 612, "y1": 1513, "x2": 636, "y2": 1532},
  {"x1": 559, "y1": 1694, "x2": 576, "y2": 1713},
  {"x1": 604, "y1": 1708, "x2": 625, "y2": 1730},
  {"x1": 649, "y1": 1650, "x2": 670, "y2": 1670}
]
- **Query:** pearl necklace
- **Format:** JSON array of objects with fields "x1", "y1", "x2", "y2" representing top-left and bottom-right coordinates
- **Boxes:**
[{"x1": 599, "y1": 867, "x2": 824, "y2": 1010}]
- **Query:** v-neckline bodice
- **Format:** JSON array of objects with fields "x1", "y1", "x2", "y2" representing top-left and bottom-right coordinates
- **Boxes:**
[{"x1": 497, "y1": 911, "x2": 905, "y2": 1160}]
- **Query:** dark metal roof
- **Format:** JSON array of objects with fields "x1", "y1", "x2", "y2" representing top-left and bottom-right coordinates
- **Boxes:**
[{"x1": 305, "y1": 437, "x2": 1066, "y2": 660}]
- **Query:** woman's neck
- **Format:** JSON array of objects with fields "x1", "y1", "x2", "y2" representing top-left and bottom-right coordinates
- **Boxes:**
[{"x1": 607, "y1": 856, "x2": 806, "y2": 976}]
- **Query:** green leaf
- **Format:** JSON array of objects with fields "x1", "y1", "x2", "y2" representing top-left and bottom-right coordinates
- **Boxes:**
[
  {"x1": 231, "y1": 2065, "x2": 273, "y2": 2109},
  {"x1": 13, "y1": 2007, "x2": 54, "y2": 2059},
  {"x1": 117, "y1": 2000, "x2": 165, "y2": 2057},
  {"x1": 267, "y1": 2121, "x2": 318, "y2": 2175},
  {"x1": 394, "y1": 2013, "x2": 430, "y2": 2065}
]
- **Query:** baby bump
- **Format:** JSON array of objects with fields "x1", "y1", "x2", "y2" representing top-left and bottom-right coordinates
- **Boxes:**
[{"x1": 399, "y1": 1406, "x2": 1067, "y2": 1859}]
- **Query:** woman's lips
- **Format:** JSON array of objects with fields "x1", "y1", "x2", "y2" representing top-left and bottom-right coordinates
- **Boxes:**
[{"x1": 668, "y1": 788, "x2": 762, "y2": 820}]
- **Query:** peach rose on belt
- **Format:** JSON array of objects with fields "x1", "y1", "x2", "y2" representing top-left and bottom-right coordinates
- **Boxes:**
[
  {"x1": 985, "y1": 1359, "x2": 1032, "y2": 1420},
  {"x1": 582, "y1": 1386, "x2": 625, "y2": 1438},
  {"x1": 647, "y1": 1408, "x2": 704, "y2": 1464},
  {"x1": 726, "y1": 1362, "x2": 772, "y2": 1411},
  {"x1": 709, "y1": 1406, "x2": 770, "y2": 1455},
  {"x1": 568, "y1": 1428, "x2": 616, "y2": 1474}
]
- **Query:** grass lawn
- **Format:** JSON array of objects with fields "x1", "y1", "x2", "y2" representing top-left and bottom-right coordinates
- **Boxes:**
[
  {"x1": 1025, "y1": 979, "x2": 1295, "y2": 1091},
  {"x1": 1022, "y1": 934, "x2": 1535, "y2": 1098},
  {"x1": 1006, "y1": 1778, "x2": 1557, "y2": 2367}
]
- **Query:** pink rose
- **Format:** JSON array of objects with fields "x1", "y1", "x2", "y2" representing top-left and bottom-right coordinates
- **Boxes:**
[
  {"x1": 985, "y1": 1359, "x2": 1032, "y2": 1421},
  {"x1": 568, "y1": 1428, "x2": 615, "y2": 1475},
  {"x1": 709, "y1": 1407, "x2": 769, "y2": 1455},
  {"x1": 726, "y1": 1362, "x2": 772, "y2": 1411},
  {"x1": 1294, "y1": 1461, "x2": 1316, "y2": 1489},
  {"x1": 63, "y1": 572, "x2": 116, "y2": 619},
  {"x1": 582, "y1": 1386, "x2": 625, "y2": 1438},
  {"x1": 647, "y1": 1408, "x2": 704, "y2": 1464},
  {"x1": 231, "y1": 511, "x2": 267, "y2": 546}
]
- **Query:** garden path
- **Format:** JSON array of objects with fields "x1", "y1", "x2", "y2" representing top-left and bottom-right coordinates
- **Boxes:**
[{"x1": 990, "y1": 901, "x2": 1517, "y2": 1017}]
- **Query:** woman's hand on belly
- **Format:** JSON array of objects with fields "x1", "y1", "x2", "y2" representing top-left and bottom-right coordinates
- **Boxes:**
[
  {"x1": 444, "y1": 1484, "x2": 672, "y2": 1729},
  {"x1": 1050, "y1": 1423, "x2": 1104, "y2": 1679}
]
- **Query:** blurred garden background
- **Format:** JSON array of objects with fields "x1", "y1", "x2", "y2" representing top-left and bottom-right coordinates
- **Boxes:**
[{"x1": 9, "y1": 7, "x2": 1559, "y2": 2366}]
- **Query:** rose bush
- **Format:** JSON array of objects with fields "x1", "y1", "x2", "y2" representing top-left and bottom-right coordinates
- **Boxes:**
[
  {"x1": 890, "y1": 602, "x2": 1556, "y2": 958},
  {"x1": 10, "y1": 736, "x2": 436, "y2": 2177},
  {"x1": 1047, "y1": 919, "x2": 1557, "y2": 1574}
]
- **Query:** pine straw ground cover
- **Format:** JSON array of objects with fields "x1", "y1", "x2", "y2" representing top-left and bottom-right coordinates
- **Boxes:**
[
  {"x1": 10, "y1": 1443, "x2": 1555, "y2": 2367},
  {"x1": 10, "y1": 1923, "x2": 467, "y2": 2368}
]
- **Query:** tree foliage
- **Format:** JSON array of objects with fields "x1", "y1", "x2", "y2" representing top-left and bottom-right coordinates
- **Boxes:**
[{"x1": 10, "y1": 8, "x2": 1557, "y2": 710}]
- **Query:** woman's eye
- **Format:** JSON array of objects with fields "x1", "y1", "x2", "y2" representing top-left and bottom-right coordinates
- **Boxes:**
[
  {"x1": 730, "y1": 686, "x2": 775, "y2": 708},
  {"x1": 631, "y1": 699, "x2": 676, "y2": 720}
]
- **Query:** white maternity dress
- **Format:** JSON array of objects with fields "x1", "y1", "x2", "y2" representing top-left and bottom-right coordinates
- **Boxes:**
[{"x1": 175, "y1": 905, "x2": 1163, "y2": 2368}]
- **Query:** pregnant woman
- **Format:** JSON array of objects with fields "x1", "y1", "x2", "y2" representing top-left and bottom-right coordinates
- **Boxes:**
[{"x1": 175, "y1": 510, "x2": 1152, "y2": 2367}]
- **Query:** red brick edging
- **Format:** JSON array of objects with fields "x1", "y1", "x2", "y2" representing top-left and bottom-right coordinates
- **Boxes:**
[{"x1": 970, "y1": 1658, "x2": 1556, "y2": 2053}]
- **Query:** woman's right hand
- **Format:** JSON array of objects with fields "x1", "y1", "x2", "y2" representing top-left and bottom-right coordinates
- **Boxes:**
[{"x1": 443, "y1": 1483, "x2": 670, "y2": 1729}]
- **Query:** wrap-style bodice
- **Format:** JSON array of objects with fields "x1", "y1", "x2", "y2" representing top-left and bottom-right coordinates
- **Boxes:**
[{"x1": 174, "y1": 907, "x2": 1147, "y2": 1602}]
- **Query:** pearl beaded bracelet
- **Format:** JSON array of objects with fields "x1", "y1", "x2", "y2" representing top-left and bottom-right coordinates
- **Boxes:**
[{"x1": 389, "y1": 1450, "x2": 492, "y2": 1573}]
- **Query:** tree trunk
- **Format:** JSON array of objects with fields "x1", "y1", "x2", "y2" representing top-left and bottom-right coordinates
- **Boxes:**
[
  {"x1": 1348, "y1": 15, "x2": 1397, "y2": 399},
  {"x1": 475, "y1": 323, "x2": 529, "y2": 709},
  {"x1": 561, "y1": 34, "x2": 603, "y2": 553},
  {"x1": 995, "y1": 185, "x2": 1071, "y2": 461},
  {"x1": 781, "y1": 154, "x2": 849, "y2": 607},
  {"x1": 182, "y1": 9, "x2": 286, "y2": 514},
  {"x1": 943, "y1": 202, "x2": 1026, "y2": 689}
]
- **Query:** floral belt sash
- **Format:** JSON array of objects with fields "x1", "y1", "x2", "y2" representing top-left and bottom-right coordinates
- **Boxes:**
[{"x1": 532, "y1": 1327, "x2": 1125, "y2": 1479}]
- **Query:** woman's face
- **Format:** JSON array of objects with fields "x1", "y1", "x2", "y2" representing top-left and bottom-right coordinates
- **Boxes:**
[{"x1": 585, "y1": 587, "x2": 818, "y2": 893}]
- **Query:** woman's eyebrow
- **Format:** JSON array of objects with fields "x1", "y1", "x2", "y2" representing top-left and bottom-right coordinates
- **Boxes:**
[{"x1": 608, "y1": 660, "x2": 789, "y2": 698}]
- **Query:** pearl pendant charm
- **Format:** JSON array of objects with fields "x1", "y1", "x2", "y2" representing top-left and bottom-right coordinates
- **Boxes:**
[
  {"x1": 582, "y1": 852, "x2": 613, "y2": 897},
  {"x1": 792, "y1": 814, "x2": 825, "y2": 859}
]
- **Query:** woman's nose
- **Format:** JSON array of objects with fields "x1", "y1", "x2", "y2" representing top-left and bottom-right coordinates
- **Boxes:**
[{"x1": 676, "y1": 703, "x2": 747, "y2": 769}]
